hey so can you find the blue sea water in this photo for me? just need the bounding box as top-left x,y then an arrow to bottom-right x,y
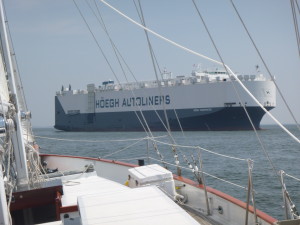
34,124 -> 300,220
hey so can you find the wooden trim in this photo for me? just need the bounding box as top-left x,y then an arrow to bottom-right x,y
59,205 -> 78,213
10,185 -> 63,212
40,154 -> 137,168
55,191 -> 62,220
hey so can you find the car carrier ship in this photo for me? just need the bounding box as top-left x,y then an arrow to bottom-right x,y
54,69 -> 276,131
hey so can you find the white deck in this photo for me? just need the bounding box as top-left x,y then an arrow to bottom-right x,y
60,172 -> 128,207
78,185 -> 200,225
58,171 -> 200,225
36,221 -> 62,225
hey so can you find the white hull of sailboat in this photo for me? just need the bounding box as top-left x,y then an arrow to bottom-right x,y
40,154 -> 276,225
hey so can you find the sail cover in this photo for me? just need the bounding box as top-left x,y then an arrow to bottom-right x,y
0,51 -> 9,113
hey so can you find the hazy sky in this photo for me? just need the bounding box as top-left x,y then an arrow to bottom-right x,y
3,0 -> 300,128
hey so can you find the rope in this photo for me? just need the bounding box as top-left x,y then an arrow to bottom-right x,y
98,0 -> 226,173
228,0 -> 300,196
174,109 -> 185,137
191,0 -> 262,142
148,157 -> 247,190
86,0 -> 151,136
99,0 -> 220,64
88,0 -> 158,137
197,0 -> 277,190
291,0 -> 300,61
34,135 -> 167,143
191,0 -> 270,174
100,138 -> 144,158
73,0 -> 171,171
99,0 -> 300,144
296,0 -> 300,14
230,0 -> 300,131
71,0 -> 121,85
203,171 -> 247,191
62,165 -> 95,186
133,0 -> 163,77
285,173 -> 300,182
110,156 -> 148,162
134,0 -> 172,133
150,106 -> 201,178
148,138 -> 247,161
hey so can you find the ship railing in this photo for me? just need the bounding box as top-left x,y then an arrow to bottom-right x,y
38,133 -> 254,204
36,134 -> 249,191
279,171 -> 300,220
56,73 -> 270,95
99,135 -> 258,223
264,101 -> 275,107
133,137 -> 258,224
35,133 -> 261,223
55,73 -> 270,95
146,156 -> 247,190
56,89 -> 87,96
144,138 -> 258,224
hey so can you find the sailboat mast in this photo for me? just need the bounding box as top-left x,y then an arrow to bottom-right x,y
0,0 -> 29,186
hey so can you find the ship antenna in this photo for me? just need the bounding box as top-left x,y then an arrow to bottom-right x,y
255,65 -> 260,73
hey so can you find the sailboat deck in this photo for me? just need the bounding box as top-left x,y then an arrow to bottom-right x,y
56,172 -> 202,225
184,207 -> 219,225
60,172 -> 128,207
78,185 -> 200,225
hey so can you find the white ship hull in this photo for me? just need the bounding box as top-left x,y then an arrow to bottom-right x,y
55,78 -> 276,131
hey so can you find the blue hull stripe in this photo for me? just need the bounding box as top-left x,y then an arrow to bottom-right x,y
54,97 -> 273,131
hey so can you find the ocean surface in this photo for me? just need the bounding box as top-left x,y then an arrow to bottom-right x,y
34,124 -> 300,220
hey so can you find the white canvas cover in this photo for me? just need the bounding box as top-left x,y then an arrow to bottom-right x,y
128,164 -> 173,185
0,51 -> 9,107
61,172 -> 128,207
78,186 -> 200,225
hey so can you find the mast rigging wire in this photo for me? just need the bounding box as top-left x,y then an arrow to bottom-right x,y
296,0 -> 300,14
101,138 -> 144,158
228,0 -> 300,192
132,0 -> 162,75
149,138 -> 247,161
285,172 -> 300,182
195,0 -> 300,210
133,1 -> 193,175
133,0 -> 188,174
88,0 -> 166,139
72,0 -> 121,85
148,157 -> 247,190
99,0 -> 300,144
88,0 -> 152,136
85,0 -> 191,173
35,135 -> 167,143
191,0 -> 266,152
230,0 -> 300,131
291,0 -> 300,61
75,0 -> 154,138
133,0 -> 172,133
192,0 -> 283,196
